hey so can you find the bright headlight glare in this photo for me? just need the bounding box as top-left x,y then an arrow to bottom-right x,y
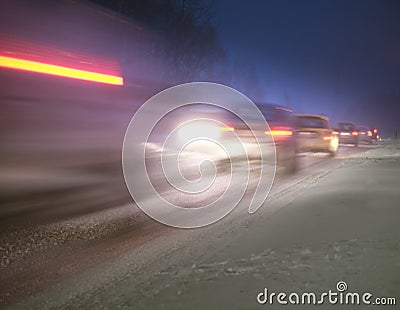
178,121 -> 221,142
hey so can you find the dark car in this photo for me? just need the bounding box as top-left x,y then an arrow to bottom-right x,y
357,126 -> 373,144
370,128 -> 380,142
154,102 -> 297,174
257,103 -> 297,174
337,122 -> 359,146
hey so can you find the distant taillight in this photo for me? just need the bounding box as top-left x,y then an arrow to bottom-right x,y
373,129 -> 378,133
351,131 -> 359,136
367,131 -> 372,136
333,131 -> 339,135
323,136 -> 334,141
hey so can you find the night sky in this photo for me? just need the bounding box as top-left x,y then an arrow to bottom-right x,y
212,0 -> 400,136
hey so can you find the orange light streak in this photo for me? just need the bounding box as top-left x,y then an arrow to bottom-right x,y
265,130 -> 293,136
0,55 -> 123,85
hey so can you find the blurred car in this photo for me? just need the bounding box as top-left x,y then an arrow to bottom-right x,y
154,102 -> 298,174
257,103 -> 297,174
293,114 -> 338,157
337,122 -> 359,146
357,126 -> 373,144
152,104 -> 236,160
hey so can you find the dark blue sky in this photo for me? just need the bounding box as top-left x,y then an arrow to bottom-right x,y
213,0 -> 399,134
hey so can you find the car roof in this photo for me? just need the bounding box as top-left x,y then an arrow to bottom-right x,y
338,122 -> 356,126
294,113 -> 330,121
255,102 -> 293,112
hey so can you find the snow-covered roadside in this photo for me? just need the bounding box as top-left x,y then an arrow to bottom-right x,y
118,145 -> 400,310
7,145 -> 399,310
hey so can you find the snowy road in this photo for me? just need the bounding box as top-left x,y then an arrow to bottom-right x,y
1,143 -> 399,309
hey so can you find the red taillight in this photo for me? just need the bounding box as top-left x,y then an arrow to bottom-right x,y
333,131 -> 339,135
265,130 -> 292,136
265,127 -> 292,141
352,131 -> 359,136
0,36 -> 124,85
373,129 -> 378,133
323,136 -> 333,141
367,131 -> 372,136
0,56 -> 124,85
219,126 -> 234,131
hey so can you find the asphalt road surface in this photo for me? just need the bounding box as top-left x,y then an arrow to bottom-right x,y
1,143 -> 399,309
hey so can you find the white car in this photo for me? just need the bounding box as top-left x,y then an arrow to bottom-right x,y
293,114 -> 339,157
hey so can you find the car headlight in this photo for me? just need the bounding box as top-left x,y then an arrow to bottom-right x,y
178,120 -> 222,142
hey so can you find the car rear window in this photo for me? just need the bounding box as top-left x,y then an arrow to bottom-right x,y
339,123 -> 356,131
294,116 -> 330,129
256,104 -> 292,124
